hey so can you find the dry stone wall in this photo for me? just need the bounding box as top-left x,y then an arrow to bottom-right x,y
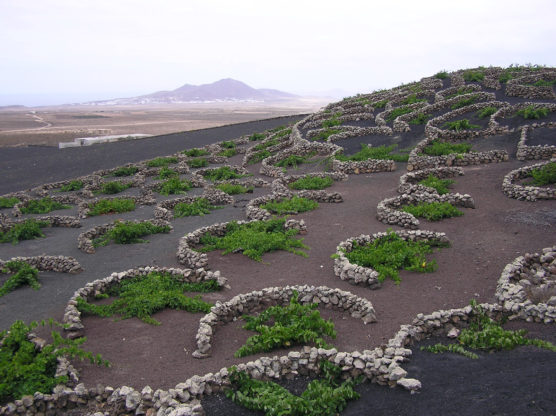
398,167 -> 464,194
502,159 -> 556,201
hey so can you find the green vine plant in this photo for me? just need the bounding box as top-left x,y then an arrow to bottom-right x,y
0,197 -> 21,209
174,198 -> 222,217
417,175 -> 455,195
215,183 -> 253,195
235,291 -> 336,358
57,180 -> 84,192
226,360 -> 361,416
197,218 -> 309,262
92,220 -> 171,247
0,219 -> 49,244
0,319 -> 109,404
76,272 -> 218,325
289,176 -> 333,190
335,143 -> 409,162
401,201 -> 464,221
0,261 -> 40,297
87,198 -> 135,216
20,198 -> 70,214
421,140 -> 472,156
422,300 -> 556,359
111,166 -> 138,177
524,162 -> 556,186
260,196 -> 319,216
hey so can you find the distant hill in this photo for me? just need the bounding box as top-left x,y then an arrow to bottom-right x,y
86,79 -> 298,105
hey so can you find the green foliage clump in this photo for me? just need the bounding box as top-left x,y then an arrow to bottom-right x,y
93,220 -> 170,247
218,148 -> 237,158
254,138 -> 279,151
187,157 -> 209,168
336,143 -> 409,162
220,140 -> 236,149
215,183 -> 253,195
409,113 -> 430,125
249,132 -> 266,141
235,292 -> 336,357
157,177 -> 192,196
422,300 -> 556,359
311,128 -> 341,142
0,261 -> 40,297
435,71 -> 448,80
322,113 -> 342,128
275,155 -> 308,168
402,201 -> 464,221
87,198 -> 135,216
344,230 -> 448,284
0,320 -> 108,404
525,162 -> 556,186
386,106 -> 413,122
158,167 -> 179,179
226,360 -> 361,416
20,198 -> 70,214
111,166 -> 138,177
58,180 -> 84,192
261,196 -> 319,216
248,150 -> 271,164
289,176 -> 333,190
417,175 -> 455,195
76,272 -> 217,325
98,181 -> 131,195
463,70 -> 484,82
372,99 -> 388,109
499,71 -> 513,84
422,140 -> 472,156
198,218 -> 309,262
146,156 -> 178,168
530,79 -> 556,87
0,197 -> 20,209
451,96 -> 477,110
402,94 -> 426,105
446,87 -> 475,98
477,106 -> 498,119
443,119 -> 480,132
274,127 -> 292,138
202,166 -> 246,181
515,105 -> 550,120
0,219 -> 48,244
174,198 -> 220,217
182,148 -> 209,157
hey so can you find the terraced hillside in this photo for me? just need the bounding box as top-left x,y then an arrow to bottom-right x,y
1,66 -> 555,416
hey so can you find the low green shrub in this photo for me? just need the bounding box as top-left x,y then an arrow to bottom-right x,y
0,197 -> 20,209
499,71 -> 513,84
157,177 -> 192,195
417,175 -> 455,195
274,127 -> 292,138
451,96 -> 477,110
217,148 -> 237,158
443,119 -> 480,132
182,148 -> 209,157
249,132 -> 266,141
515,105 -> 550,120
254,138 -> 279,151
463,70 -> 484,82
422,300 -> 556,359
402,201 -> 464,221
111,166 -> 138,177
336,143 -> 409,162
174,198 -> 220,217
435,71 -> 448,80
289,176 -> 333,190
311,128 -> 341,141
322,113 -> 342,128
158,167 -> 179,179
386,106 -> 413,122
187,157 -> 209,168
248,150 -> 271,164
98,181 -> 131,195
215,183 -> 253,195
20,198 -> 70,214
0,261 -> 40,297
0,320 -> 108,404
0,219 -> 48,244
93,220 -> 170,247
422,140 -> 472,156
445,87 -> 474,98
146,156 -> 178,168
235,291 -> 336,357
220,140 -> 236,149
198,218 -> 309,262
402,94 -> 426,105
76,272 -> 217,325
525,162 -> 556,186
530,79 -> 556,87
58,180 -> 84,192
275,155 -> 308,169
202,166 -> 246,181
226,360 -> 361,416
409,113 -> 430,125
87,198 -> 135,216
343,230 -> 448,284
261,196 -> 318,216
477,106 -> 498,119
372,99 -> 388,109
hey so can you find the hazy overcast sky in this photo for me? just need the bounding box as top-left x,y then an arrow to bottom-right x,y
1,0 -> 555,105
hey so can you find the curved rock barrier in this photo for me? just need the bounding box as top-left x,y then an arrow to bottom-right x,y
62,266 -> 227,340
176,218 -> 307,269
495,246 -> 556,323
376,192 -> 475,229
333,230 -> 449,288
192,284 -> 377,358
0,256 -> 82,274
502,159 -> 556,201
77,195 -> 156,218
11,194 -> 81,218
516,123 -> 556,161
398,167 -> 464,194
0,216 -> 81,233
506,70 -> 556,100
154,189 -> 234,221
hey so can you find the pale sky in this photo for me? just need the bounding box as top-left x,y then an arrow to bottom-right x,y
1,0 -> 555,106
